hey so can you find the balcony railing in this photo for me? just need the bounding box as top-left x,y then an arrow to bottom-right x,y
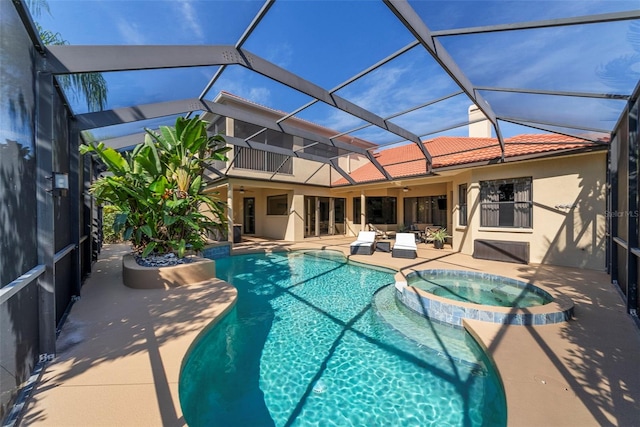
235,148 -> 293,174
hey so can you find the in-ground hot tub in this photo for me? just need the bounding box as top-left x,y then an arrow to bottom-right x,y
395,269 -> 574,327
409,270 -> 553,308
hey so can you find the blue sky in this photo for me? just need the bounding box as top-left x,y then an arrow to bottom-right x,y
33,0 -> 640,144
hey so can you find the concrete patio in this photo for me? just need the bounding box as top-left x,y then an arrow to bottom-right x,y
17,237 -> 640,426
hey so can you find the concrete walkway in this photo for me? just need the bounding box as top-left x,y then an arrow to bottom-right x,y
18,244 -> 237,426
18,238 -> 640,426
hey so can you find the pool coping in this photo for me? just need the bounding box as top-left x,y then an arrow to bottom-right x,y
213,245 -> 639,425
17,244 -> 238,427
17,240 -> 640,427
394,269 -> 575,327
229,244 -> 640,426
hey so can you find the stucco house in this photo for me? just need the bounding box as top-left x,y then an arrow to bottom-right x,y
204,92 -> 608,270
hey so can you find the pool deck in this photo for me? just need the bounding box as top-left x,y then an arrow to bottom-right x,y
17,237 -> 640,426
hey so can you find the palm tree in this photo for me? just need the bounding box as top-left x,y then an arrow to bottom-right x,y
27,0 -> 108,111
597,21 -> 640,93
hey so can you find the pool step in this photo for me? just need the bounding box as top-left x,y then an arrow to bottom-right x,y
372,284 -> 486,371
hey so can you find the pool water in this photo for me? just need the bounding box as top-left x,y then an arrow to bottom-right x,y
408,272 -> 551,307
179,251 -> 506,426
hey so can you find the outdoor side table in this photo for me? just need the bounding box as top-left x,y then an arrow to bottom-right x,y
376,240 -> 392,252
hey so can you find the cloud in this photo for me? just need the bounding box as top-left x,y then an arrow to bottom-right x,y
440,19 -> 637,95
247,87 -> 271,105
219,79 -> 272,106
174,0 -> 204,42
265,43 -> 294,69
311,63 -> 421,133
311,52 -> 466,141
345,65 -> 411,114
115,19 -> 146,45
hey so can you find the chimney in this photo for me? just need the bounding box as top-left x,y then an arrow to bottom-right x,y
468,105 -> 492,138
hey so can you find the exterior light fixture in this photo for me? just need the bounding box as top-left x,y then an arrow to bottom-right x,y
51,172 -> 69,196
239,186 -> 245,194
403,187 -> 409,192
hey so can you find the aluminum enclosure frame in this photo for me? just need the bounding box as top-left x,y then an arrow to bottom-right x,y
18,0 -> 636,188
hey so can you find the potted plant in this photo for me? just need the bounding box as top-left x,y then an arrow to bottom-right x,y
80,116 -> 231,287
430,228 -> 450,249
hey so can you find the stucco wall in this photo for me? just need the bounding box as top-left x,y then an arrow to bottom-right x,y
261,190 -> 290,239
221,150 -> 606,270
452,152 -> 607,270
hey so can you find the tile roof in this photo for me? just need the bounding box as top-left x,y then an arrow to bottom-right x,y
333,134 -> 600,185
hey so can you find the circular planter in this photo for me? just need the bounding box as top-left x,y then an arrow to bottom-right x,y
434,240 -> 444,249
122,254 -> 215,289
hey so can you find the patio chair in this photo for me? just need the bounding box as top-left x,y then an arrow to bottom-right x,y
350,231 -> 377,255
424,226 -> 440,243
409,223 -> 424,243
392,232 -> 417,259
367,223 -> 389,239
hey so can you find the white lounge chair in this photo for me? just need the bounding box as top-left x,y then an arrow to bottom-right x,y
392,232 -> 417,259
350,231 -> 376,255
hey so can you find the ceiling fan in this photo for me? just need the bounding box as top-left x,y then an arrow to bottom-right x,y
235,186 -> 254,194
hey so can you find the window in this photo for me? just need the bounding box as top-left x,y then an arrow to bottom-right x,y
212,116 -> 226,134
459,184 -> 468,226
366,197 -> 397,225
303,138 -> 340,158
209,117 -> 228,171
353,198 -> 361,224
403,196 -> 446,226
480,178 -> 532,228
267,194 -> 288,215
353,197 -> 397,224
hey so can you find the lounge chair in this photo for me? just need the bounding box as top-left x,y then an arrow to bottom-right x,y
392,232 -> 417,259
350,231 -> 376,255
367,223 -> 390,239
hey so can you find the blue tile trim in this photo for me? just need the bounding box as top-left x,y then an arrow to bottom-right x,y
400,269 -> 573,327
201,244 -> 231,260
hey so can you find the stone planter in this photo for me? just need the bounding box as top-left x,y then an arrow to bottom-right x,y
122,254 -> 215,289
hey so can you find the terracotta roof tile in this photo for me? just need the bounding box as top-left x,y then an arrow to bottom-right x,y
333,134 -> 598,185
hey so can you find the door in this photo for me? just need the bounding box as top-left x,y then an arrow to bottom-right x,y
319,197 -> 330,235
243,197 -> 255,234
334,198 -> 346,234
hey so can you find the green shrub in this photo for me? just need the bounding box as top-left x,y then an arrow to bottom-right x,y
81,116 -> 230,258
102,205 -> 124,244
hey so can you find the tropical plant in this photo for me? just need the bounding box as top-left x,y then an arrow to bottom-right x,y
80,115 -> 230,258
430,228 -> 450,243
597,21 -> 640,92
102,204 -> 124,244
429,227 -> 451,249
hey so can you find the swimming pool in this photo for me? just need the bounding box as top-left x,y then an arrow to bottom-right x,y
179,250 -> 506,426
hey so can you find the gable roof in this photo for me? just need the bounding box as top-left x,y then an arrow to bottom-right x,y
333,134 -> 603,185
